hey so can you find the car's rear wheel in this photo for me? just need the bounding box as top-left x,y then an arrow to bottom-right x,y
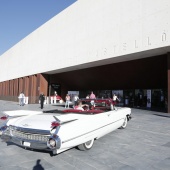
78,139 -> 94,151
120,116 -> 127,129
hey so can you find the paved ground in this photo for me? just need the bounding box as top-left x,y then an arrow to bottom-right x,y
0,100 -> 170,170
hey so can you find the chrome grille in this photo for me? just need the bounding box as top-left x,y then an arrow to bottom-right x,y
10,126 -> 50,142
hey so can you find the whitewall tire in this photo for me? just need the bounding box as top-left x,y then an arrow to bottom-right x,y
78,139 -> 94,151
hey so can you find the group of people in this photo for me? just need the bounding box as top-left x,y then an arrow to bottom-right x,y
64,91 -> 120,110
64,93 -> 79,108
36,91 -> 120,110
65,91 -> 119,111
64,91 -> 96,108
39,91 -> 78,109
18,91 -> 45,109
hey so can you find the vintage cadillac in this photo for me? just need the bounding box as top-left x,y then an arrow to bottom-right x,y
0,99 -> 131,155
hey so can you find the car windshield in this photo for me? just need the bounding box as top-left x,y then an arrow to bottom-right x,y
43,109 -> 105,115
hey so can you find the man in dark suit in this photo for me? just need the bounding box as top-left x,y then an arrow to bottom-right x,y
39,92 -> 45,109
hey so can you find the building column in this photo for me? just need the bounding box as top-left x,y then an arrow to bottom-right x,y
167,53 -> 170,113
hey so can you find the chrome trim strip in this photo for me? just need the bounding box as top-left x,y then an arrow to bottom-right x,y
9,126 -> 50,135
61,119 -> 78,125
8,126 -> 51,142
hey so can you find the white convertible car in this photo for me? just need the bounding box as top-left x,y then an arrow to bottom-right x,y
0,99 -> 131,155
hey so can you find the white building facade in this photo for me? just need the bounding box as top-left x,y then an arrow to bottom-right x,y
0,0 -> 170,112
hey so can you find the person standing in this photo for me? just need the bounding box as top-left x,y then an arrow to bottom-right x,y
39,92 -> 45,109
74,94 -> 79,107
112,94 -> 120,110
53,91 -> 57,103
54,91 -> 57,96
65,94 -> 70,108
18,92 -> 25,106
90,91 -> 96,99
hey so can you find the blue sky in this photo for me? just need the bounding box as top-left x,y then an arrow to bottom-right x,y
0,0 -> 77,56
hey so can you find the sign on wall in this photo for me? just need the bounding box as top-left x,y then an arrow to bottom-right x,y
68,91 -> 79,102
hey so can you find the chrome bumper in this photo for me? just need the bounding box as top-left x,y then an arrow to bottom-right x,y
1,133 -> 52,151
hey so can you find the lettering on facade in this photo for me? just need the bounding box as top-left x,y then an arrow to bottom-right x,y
88,31 -> 167,58
162,32 -> 166,41
96,50 -> 98,57
103,48 -> 107,56
135,40 -> 138,48
113,45 -> 117,53
147,37 -> 151,46
123,43 -> 127,51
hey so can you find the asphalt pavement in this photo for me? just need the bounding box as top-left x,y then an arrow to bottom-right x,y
0,100 -> 170,170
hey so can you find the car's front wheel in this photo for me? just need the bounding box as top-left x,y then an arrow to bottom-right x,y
77,139 -> 94,151
120,116 -> 127,129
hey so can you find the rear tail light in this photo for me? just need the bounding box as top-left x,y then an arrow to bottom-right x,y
49,138 -> 56,147
51,121 -> 60,128
0,126 -> 8,135
47,136 -> 61,149
0,125 -> 7,131
0,116 -> 8,120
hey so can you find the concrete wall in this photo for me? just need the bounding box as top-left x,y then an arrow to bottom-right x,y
0,0 -> 170,82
